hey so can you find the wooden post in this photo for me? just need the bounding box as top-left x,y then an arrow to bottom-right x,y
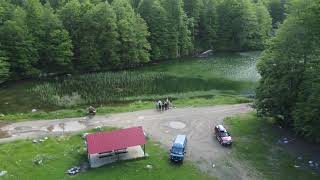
143,144 -> 146,156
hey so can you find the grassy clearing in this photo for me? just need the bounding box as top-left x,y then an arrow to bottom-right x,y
143,53 -> 260,82
224,113 -> 319,180
0,52 -> 258,115
31,52 -> 259,107
0,81 -> 43,113
32,72 -> 168,107
31,72 -> 248,107
0,128 -> 215,180
0,95 -> 251,122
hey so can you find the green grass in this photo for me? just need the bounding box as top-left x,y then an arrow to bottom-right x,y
0,128 -> 215,180
0,81 -> 44,113
0,52 -> 259,115
224,113 -> 319,180
30,52 -> 258,108
0,95 -> 251,122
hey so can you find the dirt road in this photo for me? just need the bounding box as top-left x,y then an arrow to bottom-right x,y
0,104 -> 255,180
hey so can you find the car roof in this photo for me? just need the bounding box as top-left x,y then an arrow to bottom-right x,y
174,135 -> 186,145
217,125 -> 227,132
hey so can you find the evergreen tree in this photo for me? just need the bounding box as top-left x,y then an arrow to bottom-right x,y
0,0 -> 14,24
0,0 -> 277,83
130,0 -> 142,9
80,2 -> 119,70
138,0 -> 169,60
112,0 -> 150,67
38,3 -> 73,73
161,0 -> 191,57
0,7 -> 39,77
59,0 -> 88,70
254,0 -> 272,49
0,49 -> 9,83
216,0 -> 260,51
40,0 -> 68,9
183,0 -> 203,53
197,0 -> 217,51
23,0 -> 42,49
268,0 -> 287,28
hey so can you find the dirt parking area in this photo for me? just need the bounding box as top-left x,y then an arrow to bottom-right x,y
0,104 -> 255,180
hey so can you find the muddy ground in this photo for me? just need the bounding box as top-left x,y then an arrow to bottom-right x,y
0,104 -> 256,180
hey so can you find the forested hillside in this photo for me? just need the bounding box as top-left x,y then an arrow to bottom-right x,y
0,0 -> 283,83
256,0 -> 320,142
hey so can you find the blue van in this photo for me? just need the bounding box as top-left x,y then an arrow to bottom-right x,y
169,135 -> 187,162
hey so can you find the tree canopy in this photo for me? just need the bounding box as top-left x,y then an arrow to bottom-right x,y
0,0 -> 273,81
255,0 -> 320,142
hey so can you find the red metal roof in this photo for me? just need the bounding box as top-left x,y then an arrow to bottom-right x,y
86,126 -> 146,154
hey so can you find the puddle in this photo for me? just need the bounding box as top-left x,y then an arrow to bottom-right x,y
49,121 -> 86,132
59,123 -> 65,130
47,125 -> 54,132
64,121 -> 86,131
14,126 -> 33,131
0,121 -> 8,127
0,130 -> 10,138
169,121 -> 186,129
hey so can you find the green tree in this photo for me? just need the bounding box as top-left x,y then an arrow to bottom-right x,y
0,49 -> 9,83
161,0 -> 191,57
80,2 -> 119,70
256,0 -> 320,141
112,0 -> 150,67
130,0 -> 141,9
0,7 -> 39,77
0,0 -> 14,24
268,0 -> 287,27
138,0 -> 169,60
59,0 -> 92,70
216,0 -> 260,51
197,0 -> 217,51
183,0 -> 203,53
253,0 -> 272,49
38,3 -> 73,73
23,0 -> 42,48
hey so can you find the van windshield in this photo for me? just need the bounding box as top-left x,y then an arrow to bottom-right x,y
171,147 -> 183,154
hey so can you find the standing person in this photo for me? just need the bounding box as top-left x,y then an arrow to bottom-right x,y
165,98 -> 170,110
157,100 -> 163,111
164,101 -> 168,110
155,101 -> 159,110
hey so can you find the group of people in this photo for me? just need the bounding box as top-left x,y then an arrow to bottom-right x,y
87,98 -> 172,116
156,98 -> 171,111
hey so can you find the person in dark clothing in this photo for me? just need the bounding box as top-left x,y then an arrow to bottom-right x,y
163,101 -> 167,110
88,106 -> 96,115
157,100 -> 163,111
165,98 -> 170,110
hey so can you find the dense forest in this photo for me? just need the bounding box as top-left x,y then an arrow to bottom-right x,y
0,0 -> 286,82
256,0 -> 320,142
